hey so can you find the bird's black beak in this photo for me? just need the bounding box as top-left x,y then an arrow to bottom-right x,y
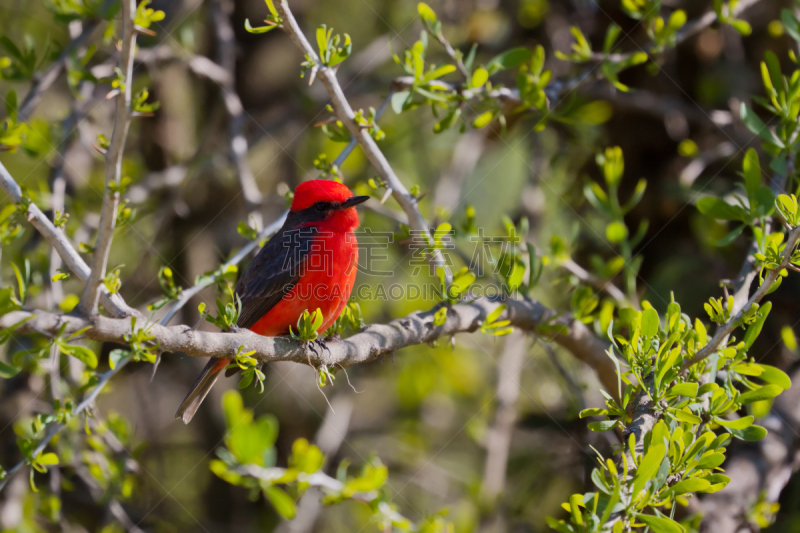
340,195 -> 370,208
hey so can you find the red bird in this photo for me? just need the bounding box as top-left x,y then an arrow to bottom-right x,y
176,180 -> 369,423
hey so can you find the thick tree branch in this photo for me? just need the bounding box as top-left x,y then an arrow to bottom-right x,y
0,296 -> 615,390
0,161 -> 132,317
79,0 -> 137,316
275,0 -> 452,285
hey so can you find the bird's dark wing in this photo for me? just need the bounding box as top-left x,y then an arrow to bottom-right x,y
235,222 -> 318,330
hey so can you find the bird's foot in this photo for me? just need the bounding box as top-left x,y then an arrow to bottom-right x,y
313,336 -> 333,357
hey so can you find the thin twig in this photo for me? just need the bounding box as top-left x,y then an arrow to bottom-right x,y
79,0 -> 137,316
275,0 -> 453,286
17,16 -> 104,123
0,161 -> 133,317
561,259 -> 628,305
682,226 -> 800,371
209,0 -> 264,219
481,331 -> 526,501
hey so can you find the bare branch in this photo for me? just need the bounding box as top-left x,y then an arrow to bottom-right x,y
0,161 -> 133,317
561,259 -> 628,305
481,331 -> 527,504
135,45 -> 230,85
79,0 -> 137,316
209,0 -> 264,217
0,287 -> 615,492
1,295 -> 615,390
426,26 -> 469,80
682,225 -> 800,370
728,149 -> 796,315
274,0 -> 452,285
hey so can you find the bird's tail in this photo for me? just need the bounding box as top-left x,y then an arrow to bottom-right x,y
175,358 -> 228,424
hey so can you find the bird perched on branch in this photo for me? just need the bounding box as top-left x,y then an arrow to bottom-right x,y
176,180 -> 369,423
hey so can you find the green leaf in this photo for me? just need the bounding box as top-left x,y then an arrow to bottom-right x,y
486,47 -> 533,74
108,349 -> 130,370
668,478 -> 711,496
729,424 -> 768,441
742,148 -> 761,200
667,382 -> 698,397
263,486 -> 296,519
433,107 -> 460,133
605,221 -> 628,243
641,307 -> 660,338
316,26 -> 328,56
391,90 -> 411,114
587,420 -> 618,432
696,452 -> 725,470
36,453 -> 59,466
716,225 -> 745,246
696,197 -> 747,221
228,415 -> 279,465
781,9 -> 800,42
486,304 -> 507,324
0,359 -> 20,378
670,408 -> 702,425
634,513 -> 686,533
423,64 -> 456,82
714,415 -> 754,430
61,344 -> 97,369
472,111 -> 493,129
470,67 -> 488,88
740,103 -> 783,147
755,185 -> 776,217
731,362 -> 763,376
417,2 -> 437,25
222,390 -> 250,428
739,384 -> 783,404
244,19 -> 277,34
743,301 -> 771,350
730,19 -> 752,36
632,443 -> 665,497
758,364 -> 792,389
579,408 -> 610,418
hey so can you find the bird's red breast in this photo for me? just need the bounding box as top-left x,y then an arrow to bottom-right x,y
249,228 -> 359,336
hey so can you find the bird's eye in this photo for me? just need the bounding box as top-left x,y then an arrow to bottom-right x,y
314,201 -> 328,211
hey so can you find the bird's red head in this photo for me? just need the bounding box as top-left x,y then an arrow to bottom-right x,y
291,180 -> 354,211
290,180 -> 369,232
